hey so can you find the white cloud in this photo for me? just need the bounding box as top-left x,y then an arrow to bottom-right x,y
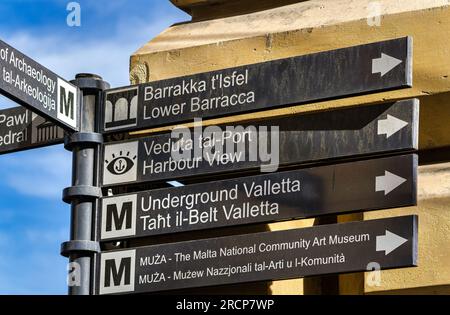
0,9 -> 184,110
0,10 -> 184,198
3,14 -> 182,88
0,146 -> 71,199
24,227 -> 67,244
0,2 -> 189,294
0,239 -> 68,294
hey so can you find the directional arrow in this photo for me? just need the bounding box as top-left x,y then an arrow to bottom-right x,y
376,230 -> 408,255
375,171 -> 407,195
372,53 -> 403,77
377,114 -> 409,138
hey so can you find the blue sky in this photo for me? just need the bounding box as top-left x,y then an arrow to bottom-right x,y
0,0 -> 189,294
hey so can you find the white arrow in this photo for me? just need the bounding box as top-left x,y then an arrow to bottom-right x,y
376,230 -> 408,255
372,53 -> 402,77
375,171 -> 406,195
377,115 -> 408,138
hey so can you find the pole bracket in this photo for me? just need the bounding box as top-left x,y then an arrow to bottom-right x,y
62,185 -> 103,204
64,132 -> 104,151
61,240 -> 101,258
70,73 -> 111,95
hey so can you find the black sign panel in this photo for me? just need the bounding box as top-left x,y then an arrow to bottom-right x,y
97,215 -> 418,294
0,40 -> 79,131
0,106 -> 64,155
101,99 -> 419,187
100,154 -> 417,241
101,37 -> 412,133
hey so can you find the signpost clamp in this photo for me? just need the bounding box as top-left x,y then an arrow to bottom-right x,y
64,132 -> 104,151
62,185 -> 102,203
60,240 -> 101,258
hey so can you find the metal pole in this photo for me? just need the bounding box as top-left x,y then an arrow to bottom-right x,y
61,74 -> 110,295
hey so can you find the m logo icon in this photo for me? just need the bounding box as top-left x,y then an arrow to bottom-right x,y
57,78 -> 78,129
99,250 -> 136,295
101,194 -> 137,240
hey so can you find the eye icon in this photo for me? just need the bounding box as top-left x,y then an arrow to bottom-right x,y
105,151 -> 137,176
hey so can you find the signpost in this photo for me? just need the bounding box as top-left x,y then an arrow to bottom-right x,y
101,37 -> 412,133
0,23 -> 420,297
101,99 -> 419,187
99,154 -> 417,241
97,215 -> 418,295
0,40 -> 80,132
0,106 -> 64,155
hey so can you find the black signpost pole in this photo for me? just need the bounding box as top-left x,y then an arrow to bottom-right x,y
60,74 -> 109,295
